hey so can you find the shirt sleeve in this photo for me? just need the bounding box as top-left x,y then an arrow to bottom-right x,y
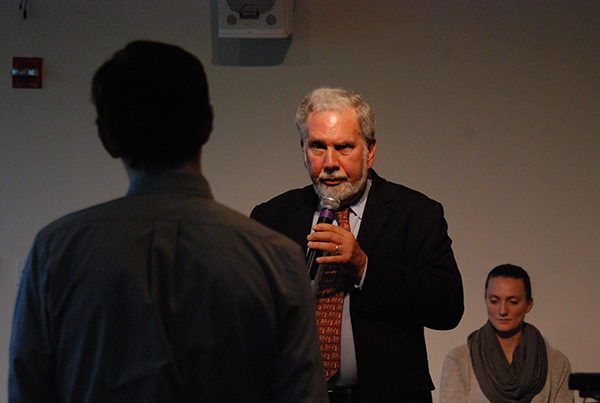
267,244 -> 329,402
439,346 -> 469,403
549,349 -> 575,403
9,240 -> 58,403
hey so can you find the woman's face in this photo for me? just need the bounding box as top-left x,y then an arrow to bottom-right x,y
485,276 -> 533,337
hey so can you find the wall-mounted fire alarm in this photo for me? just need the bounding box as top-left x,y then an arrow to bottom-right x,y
12,57 -> 43,89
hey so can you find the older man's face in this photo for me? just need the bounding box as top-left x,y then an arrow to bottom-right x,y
302,108 -> 376,205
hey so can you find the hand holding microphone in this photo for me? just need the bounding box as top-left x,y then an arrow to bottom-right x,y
306,196 -> 340,280
306,196 -> 368,282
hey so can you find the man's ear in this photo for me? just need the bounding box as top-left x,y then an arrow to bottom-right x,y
300,139 -> 309,169
367,136 -> 377,169
98,124 -> 121,159
203,105 -> 214,144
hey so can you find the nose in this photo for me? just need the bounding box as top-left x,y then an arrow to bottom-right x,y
324,147 -> 340,172
499,302 -> 509,316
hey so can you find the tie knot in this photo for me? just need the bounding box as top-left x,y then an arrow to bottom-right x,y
336,208 -> 351,232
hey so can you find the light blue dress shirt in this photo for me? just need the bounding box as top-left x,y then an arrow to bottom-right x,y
311,179 -> 372,387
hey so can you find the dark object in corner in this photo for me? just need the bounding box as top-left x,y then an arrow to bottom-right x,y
569,373 -> 600,400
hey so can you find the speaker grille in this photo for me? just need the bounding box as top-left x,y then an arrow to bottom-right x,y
218,0 -> 292,38
226,0 -> 276,13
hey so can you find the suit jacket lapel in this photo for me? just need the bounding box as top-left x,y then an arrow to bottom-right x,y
289,186 -> 319,253
357,170 -> 393,256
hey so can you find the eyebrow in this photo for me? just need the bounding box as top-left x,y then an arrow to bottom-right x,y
487,294 -> 521,299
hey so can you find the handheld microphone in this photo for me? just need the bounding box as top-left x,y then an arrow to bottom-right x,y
306,195 -> 341,280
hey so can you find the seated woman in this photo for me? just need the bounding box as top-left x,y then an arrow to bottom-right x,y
440,264 -> 573,402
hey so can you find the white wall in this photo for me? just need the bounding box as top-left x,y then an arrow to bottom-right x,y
1,1 -> 598,401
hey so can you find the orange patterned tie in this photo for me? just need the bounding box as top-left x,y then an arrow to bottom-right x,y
315,208 -> 350,380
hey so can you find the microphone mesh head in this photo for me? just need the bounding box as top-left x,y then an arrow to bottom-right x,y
320,196 -> 340,211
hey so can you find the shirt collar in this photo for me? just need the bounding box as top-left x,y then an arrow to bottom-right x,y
126,170 -> 213,199
347,178 -> 371,221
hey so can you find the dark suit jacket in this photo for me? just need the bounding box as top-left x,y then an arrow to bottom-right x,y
251,169 -> 464,401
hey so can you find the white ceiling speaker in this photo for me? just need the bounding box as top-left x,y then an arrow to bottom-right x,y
217,0 -> 293,38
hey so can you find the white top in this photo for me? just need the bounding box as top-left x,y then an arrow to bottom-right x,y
439,343 -> 574,403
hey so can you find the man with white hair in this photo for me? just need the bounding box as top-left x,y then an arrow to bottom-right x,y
251,87 -> 464,402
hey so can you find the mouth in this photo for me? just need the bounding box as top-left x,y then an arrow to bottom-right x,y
320,177 -> 347,186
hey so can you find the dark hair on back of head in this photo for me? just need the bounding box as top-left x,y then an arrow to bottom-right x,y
485,263 -> 532,301
91,40 -> 211,172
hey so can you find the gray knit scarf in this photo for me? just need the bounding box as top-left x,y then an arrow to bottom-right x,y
468,321 -> 548,403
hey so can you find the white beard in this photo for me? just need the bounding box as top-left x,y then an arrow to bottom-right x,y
312,153 -> 369,206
